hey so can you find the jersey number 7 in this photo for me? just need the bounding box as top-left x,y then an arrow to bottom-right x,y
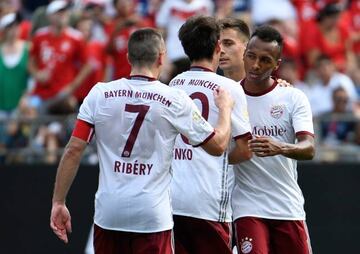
122,104 -> 150,157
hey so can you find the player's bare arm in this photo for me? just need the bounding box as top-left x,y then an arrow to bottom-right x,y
50,136 -> 87,243
201,88 -> 234,156
228,135 -> 253,164
249,134 -> 315,160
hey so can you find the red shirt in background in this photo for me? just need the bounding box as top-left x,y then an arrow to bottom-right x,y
303,20 -> 350,71
74,41 -> 107,102
107,19 -> 153,80
30,27 -> 86,99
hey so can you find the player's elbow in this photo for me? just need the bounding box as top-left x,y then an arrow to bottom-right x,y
201,142 -> 226,156
304,147 -> 315,160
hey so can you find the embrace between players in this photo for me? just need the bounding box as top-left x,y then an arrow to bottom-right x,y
50,15 -> 315,254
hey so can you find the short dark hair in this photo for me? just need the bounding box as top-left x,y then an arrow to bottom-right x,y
218,17 -> 250,41
251,25 -> 283,57
315,54 -> 332,65
178,15 -> 220,61
128,28 -> 164,67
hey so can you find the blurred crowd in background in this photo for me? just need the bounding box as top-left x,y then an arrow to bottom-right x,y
0,0 -> 360,164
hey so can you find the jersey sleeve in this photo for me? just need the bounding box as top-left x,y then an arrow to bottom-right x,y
230,84 -> 252,139
77,84 -> 100,125
169,90 -> 215,146
292,89 -> 314,136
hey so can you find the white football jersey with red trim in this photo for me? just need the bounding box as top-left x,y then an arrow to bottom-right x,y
232,81 -> 314,221
77,77 -> 214,232
169,69 -> 251,222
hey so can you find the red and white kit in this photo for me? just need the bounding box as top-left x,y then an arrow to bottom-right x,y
233,80 -> 314,254
170,68 -> 251,223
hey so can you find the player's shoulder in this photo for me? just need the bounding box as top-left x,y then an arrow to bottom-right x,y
277,84 -> 308,102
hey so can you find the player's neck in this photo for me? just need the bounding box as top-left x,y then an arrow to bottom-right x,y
190,59 -> 216,72
223,69 -> 245,82
130,67 -> 158,80
243,76 -> 274,94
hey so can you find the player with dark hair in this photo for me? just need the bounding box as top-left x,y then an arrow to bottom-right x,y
230,25 -> 315,254
170,15 -> 252,254
50,28 -> 235,254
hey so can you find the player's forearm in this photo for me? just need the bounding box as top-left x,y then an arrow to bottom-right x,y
213,108 -> 232,152
52,137 -> 86,204
279,139 -> 315,160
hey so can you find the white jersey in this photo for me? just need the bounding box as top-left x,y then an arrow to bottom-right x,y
232,81 -> 314,221
78,76 -> 215,233
156,0 -> 213,61
170,69 -> 251,222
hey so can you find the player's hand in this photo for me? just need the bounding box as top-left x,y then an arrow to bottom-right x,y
214,87 -> 234,110
50,202 -> 72,244
248,135 -> 282,157
35,69 -> 51,83
277,78 -> 293,87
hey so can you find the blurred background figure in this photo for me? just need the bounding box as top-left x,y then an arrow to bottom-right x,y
319,86 -> 358,147
156,0 -> 214,83
106,0 -> 153,80
307,54 -> 358,118
0,12 -> 29,117
28,0 -> 92,115
301,3 -> 355,76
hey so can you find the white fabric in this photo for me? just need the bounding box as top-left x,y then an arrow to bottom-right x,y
232,84 -> 314,221
0,13 -> 16,29
251,0 -> 297,24
156,0 -> 214,61
170,70 -> 251,222
307,72 -> 358,117
78,78 -> 214,232
46,0 -> 68,14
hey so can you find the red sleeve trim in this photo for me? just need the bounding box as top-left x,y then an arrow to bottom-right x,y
72,119 -> 95,143
193,131 -> 216,147
233,132 -> 252,141
296,131 -> 315,137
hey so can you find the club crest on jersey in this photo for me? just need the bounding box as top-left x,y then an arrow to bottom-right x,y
270,105 -> 284,119
240,237 -> 253,254
61,41 -> 70,52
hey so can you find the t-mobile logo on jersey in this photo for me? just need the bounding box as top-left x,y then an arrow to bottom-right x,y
252,125 -> 286,137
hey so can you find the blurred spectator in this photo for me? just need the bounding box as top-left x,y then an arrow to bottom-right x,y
155,0 -> 214,82
251,0 -> 297,26
277,58 -> 311,96
319,86 -> 357,146
28,0 -> 92,115
0,0 -> 31,40
307,54 -> 358,117
106,0 -> 153,80
81,0 -> 111,43
0,12 -> 29,115
302,3 -> 355,74
73,15 -> 107,105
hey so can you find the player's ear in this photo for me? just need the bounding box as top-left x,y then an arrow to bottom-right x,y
126,53 -> 130,65
274,58 -> 282,71
215,40 -> 221,54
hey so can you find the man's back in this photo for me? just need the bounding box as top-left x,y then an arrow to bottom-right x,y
170,68 -> 250,222
78,76 -> 214,232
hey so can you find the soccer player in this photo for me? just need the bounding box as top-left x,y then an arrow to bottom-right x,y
169,16 -> 252,254
50,28 -> 234,254
229,25 -> 315,254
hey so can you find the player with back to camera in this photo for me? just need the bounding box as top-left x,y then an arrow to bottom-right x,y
169,15 -> 252,254
50,27 -> 235,254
